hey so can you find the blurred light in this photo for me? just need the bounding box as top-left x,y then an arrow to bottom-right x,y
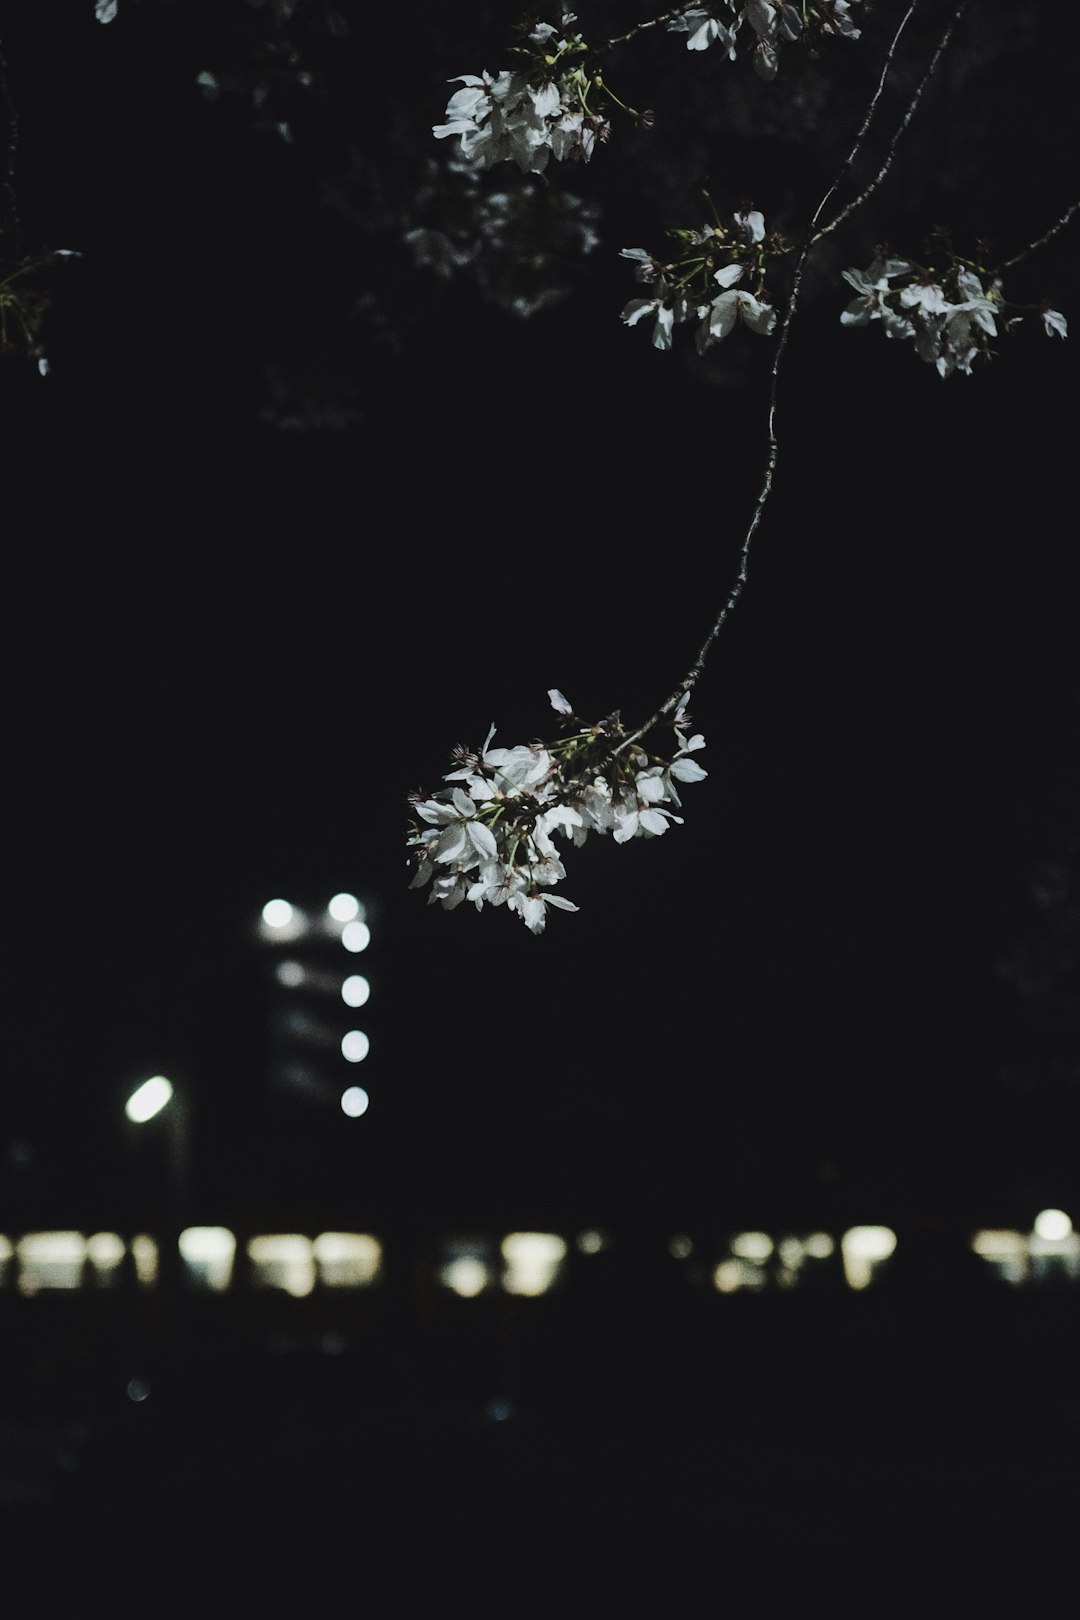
259,899 -> 308,943
501,1232 -> 567,1296
730,1231 -> 773,1262
841,1225 -> 897,1290
341,974 -> 370,1008
248,1234 -> 315,1297
971,1228 -> 1028,1285
668,1234 -> 694,1260
777,1237 -> 805,1270
125,1075 -> 174,1124
131,1235 -> 159,1286
341,1030 -> 370,1063
441,1256 -> 489,1297
1033,1208 -> 1073,1242
86,1232 -> 125,1277
179,1227 -> 237,1292
803,1232 -> 835,1260
341,1086 -> 370,1118
713,1258 -> 745,1293
712,1257 -> 766,1293
486,1398 -> 514,1423
17,1231 -> 86,1292
276,960 -> 306,988
312,1232 -> 381,1287
328,893 -> 362,923
126,1378 -> 151,1403
341,920 -> 371,953
575,1229 -> 607,1255
262,899 -> 295,929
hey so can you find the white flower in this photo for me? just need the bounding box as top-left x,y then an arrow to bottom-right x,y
840,258 -> 917,335
548,688 -> 574,715
507,890 -> 580,934
414,786 -> 499,866
696,287 -> 776,351
1042,308 -> 1068,339
735,209 -> 766,245
621,293 -> 676,350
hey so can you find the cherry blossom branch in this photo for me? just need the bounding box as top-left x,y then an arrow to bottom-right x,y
610,0 -> 955,760
596,4 -> 702,53
810,0 -> 967,247
996,201 -> 1080,274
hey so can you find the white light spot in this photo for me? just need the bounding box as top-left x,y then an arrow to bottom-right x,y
262,899 -> 295,930
575,1229 -> 607,1255
501,1232 -> 567,1296
328,893 -> 362,922
127,1378 -> 151,1403
731,1231 -> 773,1262
442,1256 -> 489,1297
178,1226 -> 237,1292
341,921 -> 371,953
276,960 -> 305,988
341,1086 -> 370,1118
341,1030 -> 369,1063
341,974 -> 370,1008
1033,1208 -> 1072,1242
125,1075 -> 174,1124
840,1225 -> 897,1289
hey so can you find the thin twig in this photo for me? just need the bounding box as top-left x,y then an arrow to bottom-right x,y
996,201 -> 1080,274
811,0 -> 969,246
609,0 -> 952,761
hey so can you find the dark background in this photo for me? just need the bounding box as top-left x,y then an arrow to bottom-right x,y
1,1 -> 1077,1590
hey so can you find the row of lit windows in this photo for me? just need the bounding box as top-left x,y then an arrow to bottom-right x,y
260,891 -> 372,1118
1,1215 -> 1076,1299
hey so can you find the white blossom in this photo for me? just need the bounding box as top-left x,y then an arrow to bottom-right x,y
697,286 -> 777,351
407,690 -> 709,933
1042,308 -> 1068,339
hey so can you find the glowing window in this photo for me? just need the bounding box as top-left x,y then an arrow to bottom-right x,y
17,1231 -> 86,1292
312,1232 -> 382,1288
179,1227 -> 237,1292
840,1226 -> 897,1290
501,1232 -> 567,1296
248,1234 -> 315,1297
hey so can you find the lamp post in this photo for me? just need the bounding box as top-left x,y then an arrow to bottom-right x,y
124,1074 -> 192,1383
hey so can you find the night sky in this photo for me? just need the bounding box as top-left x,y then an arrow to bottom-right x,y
3,0 -> 1077,1239
3,4 -> 1080,1591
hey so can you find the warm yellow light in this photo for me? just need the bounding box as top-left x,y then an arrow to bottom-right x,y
501,1232 -> 567,1296
442,1256 -> 489,1297
841,1225 -> 897,1289
313,1232 -> 381,1287
248,1234 -> 315,1297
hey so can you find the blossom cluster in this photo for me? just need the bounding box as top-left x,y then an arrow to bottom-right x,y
840,256 -> 1068,377
432,14 -> 610,175
406,690 -> 708,934
620,209 -> 779,351
667,1 -> 860,80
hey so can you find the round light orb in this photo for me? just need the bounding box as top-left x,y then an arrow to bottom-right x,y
262,899 -> 295,930
341,1029 -> 370,1063
341,1086 -> 370,1118
341,974 -> 370,1008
